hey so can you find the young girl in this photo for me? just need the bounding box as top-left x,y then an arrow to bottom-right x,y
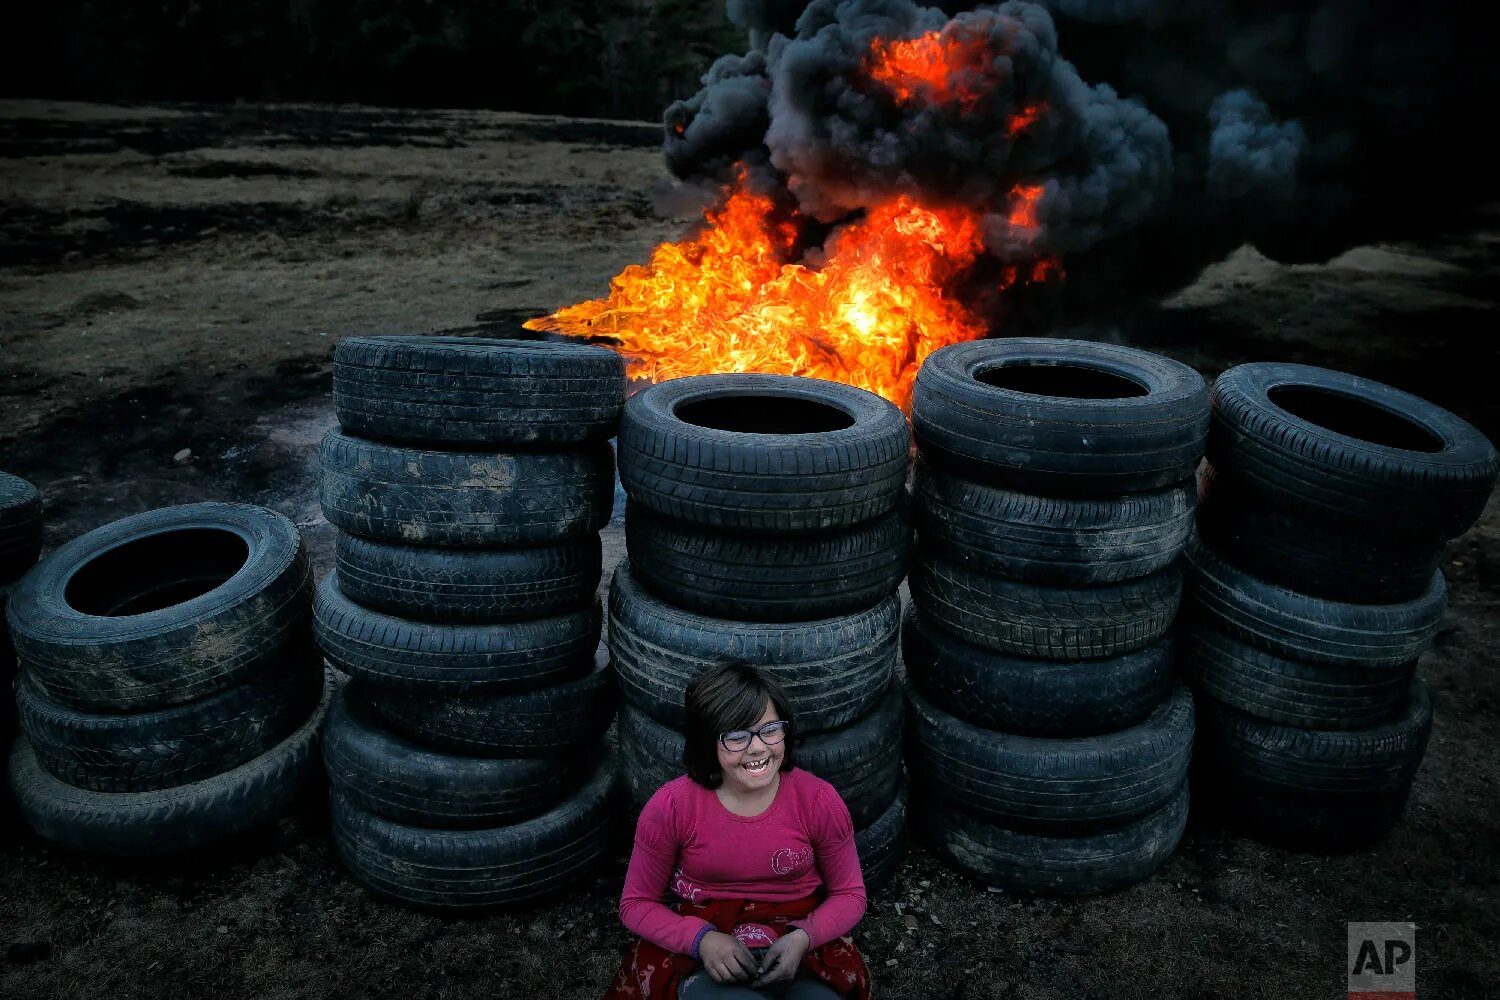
605,663 -> 872,1000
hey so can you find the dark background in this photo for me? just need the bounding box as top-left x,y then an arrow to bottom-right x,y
1,0 -> 741,120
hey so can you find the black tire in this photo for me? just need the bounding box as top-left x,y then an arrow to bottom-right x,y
1197,482 -> 1443,605
323,682 -> 591,829
330,753 -> 618,910
1183,533 -> 1446,668
0,471 -> 43,584
332,336 -> 625,446
1207,362 -> 1497,541
608,561 -> 898,735
334,533 -> 601,625
912,339 -> 1209,497
313,572 -> 599,693
1,580 -> 15,681
318,429 -> 613,548
618,374 -> 909,532
9,672 -> 330,857
1193,681 -> 1432,849
907,687 -> 1194,834
15,652 -> 323,792
625,500 -> 909,622
617,703 -> 686,811
802,685 -> 904,829
7,503 -> 312,712
903,607 -> 1173,738
915,781 -> 1188,895
857,779 -> 908,896
1180,620 -> 1415,729
910,545 -> 1181,660
618,686 -> 904,828
914,459 -> 1194,585
1,582 -> 15,753
367,649 -> 615,757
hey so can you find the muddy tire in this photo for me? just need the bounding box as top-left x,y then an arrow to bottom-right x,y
323,682 -> 591,828
915,781 -> 1188,895
329,753 -> 618,910
910,545 -> 1181,660
857,779 -> 908,896
6,502 -> 312,712
608,561 -> 898,734
907,688 -> 1193,833
367,650 -> 615,757
618,686 -> 904,828
313,572 -> 599,693
1184,534 -> 1445,668
618,374 -> 909,532
9,673 -> 330,857
1180,620 -> 1415,729
912,339 -> 1209,497
914,459 -> 1193,585
0,471 -> 43,584
15,654 -> 323,792
1207,362 -> 1497,542
318,429 -> 613,548
334,533 -> 601,625
902,607 -> 1173,738
332,336 -> 625,446
625,500 -> 909,622
1193,681 -> 1432,849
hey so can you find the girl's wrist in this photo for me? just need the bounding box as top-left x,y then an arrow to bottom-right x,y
690,923 -> 714,960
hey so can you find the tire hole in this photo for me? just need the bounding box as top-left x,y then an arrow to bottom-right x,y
674,395 -> 855,434
65,528 -> 251,616
1267,386 -> 1443,452
974,362 -> 1149,399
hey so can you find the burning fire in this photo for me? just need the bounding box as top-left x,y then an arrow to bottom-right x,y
525,28 -> 1060,409
865,27 -> 997,113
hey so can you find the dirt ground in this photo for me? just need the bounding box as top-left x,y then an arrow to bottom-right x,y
0,99 -> 1497,1000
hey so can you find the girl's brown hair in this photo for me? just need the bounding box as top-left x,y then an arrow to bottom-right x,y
681,662 -> 798,788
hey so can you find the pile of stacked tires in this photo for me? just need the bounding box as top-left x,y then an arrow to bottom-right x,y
905,339 -> 1209,894
1188,362 -> 1497,848
609,374 -> 911,892
7,502 -> 328,856
1,472 -> 44,767
314,336 -> 624,909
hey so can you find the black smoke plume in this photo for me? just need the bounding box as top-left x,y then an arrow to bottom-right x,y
662,0 -> 1490,317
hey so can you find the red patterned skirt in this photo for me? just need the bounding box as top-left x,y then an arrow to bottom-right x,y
603,894 -> 871,1000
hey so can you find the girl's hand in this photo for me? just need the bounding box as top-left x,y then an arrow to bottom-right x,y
751,928 -> 810,987
699,930 -> 757,983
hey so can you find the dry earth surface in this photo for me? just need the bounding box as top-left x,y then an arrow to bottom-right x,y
0,99 -> 1497,1000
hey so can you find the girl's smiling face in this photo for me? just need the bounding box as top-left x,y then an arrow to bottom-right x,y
715,699 -> 785,796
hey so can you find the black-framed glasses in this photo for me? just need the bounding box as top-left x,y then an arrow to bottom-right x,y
719,721 -> 790,753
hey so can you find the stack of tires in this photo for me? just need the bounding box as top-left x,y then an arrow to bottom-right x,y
905,339 -> 1209,895
7,503 -> 329,856
610,374 -> 911,893
1188,362 -> 1497,849
314,336 -> 624,909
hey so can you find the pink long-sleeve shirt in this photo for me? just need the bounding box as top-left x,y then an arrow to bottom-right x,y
619,767 -> 867,955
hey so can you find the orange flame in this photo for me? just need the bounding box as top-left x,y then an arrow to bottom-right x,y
525,179 -> 1056,408
866,28 -> 996,112
524,31 -> 1062,409
1006,103 -> 1045,135
1008,184 -> 1045,229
